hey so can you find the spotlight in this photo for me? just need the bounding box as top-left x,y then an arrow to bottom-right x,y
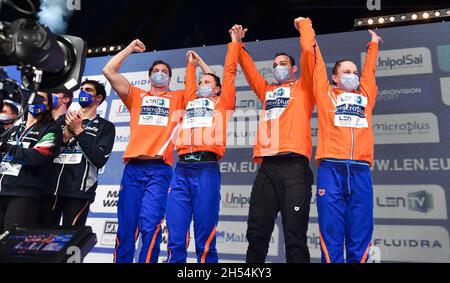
109,46 -> 115,51
354,8 -> 450,30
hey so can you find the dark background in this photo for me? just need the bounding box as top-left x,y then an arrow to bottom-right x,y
2,0 -> 450,53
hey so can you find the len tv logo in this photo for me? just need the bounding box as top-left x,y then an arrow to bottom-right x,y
407,191 -> 433,213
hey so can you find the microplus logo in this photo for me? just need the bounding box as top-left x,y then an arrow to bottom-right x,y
361,47 -> 432,77
372,113 -> 439,145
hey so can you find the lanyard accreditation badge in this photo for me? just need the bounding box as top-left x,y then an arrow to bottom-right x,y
182,98 -> 215,129
138,96 -> 170,126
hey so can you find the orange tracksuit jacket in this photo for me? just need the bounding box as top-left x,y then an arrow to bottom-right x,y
176,42 -> 239,159
121,62 -> 197,165
305,25 -> 379,165
238,18 -> 316,163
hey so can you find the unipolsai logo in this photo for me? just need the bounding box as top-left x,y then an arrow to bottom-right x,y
362,48 -> 432,77
407,191 -> 434,213
222,192 -> 250,208
117,104 -> 130,115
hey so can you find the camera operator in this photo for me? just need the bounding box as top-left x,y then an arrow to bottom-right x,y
0,92 -> 62,233
39,80 -> 115,227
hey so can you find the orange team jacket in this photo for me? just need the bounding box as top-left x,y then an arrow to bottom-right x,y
306,23 -> 379,165
238,18 -> 315,163
121,62 -> 197,165
176,42 -> 239,159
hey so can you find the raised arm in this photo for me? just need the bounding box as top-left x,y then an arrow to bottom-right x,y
102,39 -> 145,101
188,50 -> 215,75
234,25 -> 269,102
182,51 -> 198,109
360,30 -> 381,109
296,17 -> 329,101
295,17 -> 316,95
219,26 -> 241,110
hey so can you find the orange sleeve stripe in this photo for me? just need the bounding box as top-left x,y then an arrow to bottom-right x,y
71,200 -> 90,226
319,232 -> 331,263
200,226 -> 217,263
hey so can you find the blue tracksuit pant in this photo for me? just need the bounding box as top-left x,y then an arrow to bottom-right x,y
114,159 -> 172,263
316,159 -> 373,263
165,161 -> 221,263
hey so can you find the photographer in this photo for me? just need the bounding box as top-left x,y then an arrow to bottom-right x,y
0,92 -> 62,233
39,80 -> 115,227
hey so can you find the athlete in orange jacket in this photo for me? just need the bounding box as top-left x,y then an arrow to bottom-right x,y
306,22 -> 382,262
235,18 -> 315,263
103,39 -> 196,263
166,30 -> 240,263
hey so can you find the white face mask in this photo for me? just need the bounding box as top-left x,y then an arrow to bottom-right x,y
197,85 -> 214,98
340,73 -> 360,91
274,65 -> 290,84
150,71 -> 170,87
0,113 -> 15,124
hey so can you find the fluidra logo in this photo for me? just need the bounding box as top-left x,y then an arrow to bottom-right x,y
373,238 -> 443,248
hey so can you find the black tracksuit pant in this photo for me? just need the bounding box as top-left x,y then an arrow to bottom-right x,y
246,154 -> 313,263
0,196 -> 40,233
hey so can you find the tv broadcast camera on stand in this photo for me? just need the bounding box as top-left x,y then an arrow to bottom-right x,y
0,0 -> 96,262
0,0 -> 86,137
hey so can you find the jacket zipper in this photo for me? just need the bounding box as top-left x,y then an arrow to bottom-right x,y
350,127 -> 354,160
54,164 -> 65,196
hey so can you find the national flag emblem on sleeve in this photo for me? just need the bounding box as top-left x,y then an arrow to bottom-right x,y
33,133 -> 56,156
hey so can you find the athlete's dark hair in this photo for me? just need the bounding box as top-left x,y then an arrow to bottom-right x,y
148,60 -> 173,78
203,73 -> 222,88
81,79 -> 107,104
331,59 -> 353,85
61,90 -> 74,107
274,52 -> 296,67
